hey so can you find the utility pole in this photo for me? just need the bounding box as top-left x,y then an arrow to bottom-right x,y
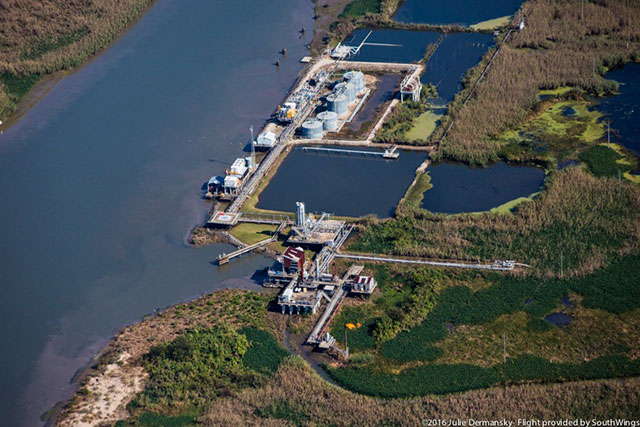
249,125 -> 255,170
344,327 -> 349,362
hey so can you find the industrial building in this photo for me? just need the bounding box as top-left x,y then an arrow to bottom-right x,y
266,246 -> 308,286
206,156 -> 255,200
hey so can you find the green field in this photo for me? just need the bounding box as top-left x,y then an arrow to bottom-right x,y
325,254 -> 640,397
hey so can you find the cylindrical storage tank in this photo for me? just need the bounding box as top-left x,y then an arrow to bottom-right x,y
335,82 -> 356,104
301,119 -> 324,139
327,93 -> 348,116
317,111 -> 338,131
344,71 -> 365,94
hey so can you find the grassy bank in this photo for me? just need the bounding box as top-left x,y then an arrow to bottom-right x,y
350,167 -> 640,276
0,0 -> 154,124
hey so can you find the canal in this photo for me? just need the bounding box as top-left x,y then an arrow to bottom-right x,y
0,0 -> 313,424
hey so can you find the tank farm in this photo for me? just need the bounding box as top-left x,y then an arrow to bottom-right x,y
202,27 -> 527,356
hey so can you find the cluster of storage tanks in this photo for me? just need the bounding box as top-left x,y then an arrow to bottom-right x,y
300,70 -> 366,139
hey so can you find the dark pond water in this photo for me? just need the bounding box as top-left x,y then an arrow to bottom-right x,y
421,32 -> 495,104
394,0 -> 522,26
562,106 -> 577,116
346,29 -> 440,63
344,74 -> 399,134
561,296 -> 575,308
599,63 -> 640,159
421,162 -> 545,214
0,0 -> 314,424
545,312 -> 572,327
257,146 -> 426,217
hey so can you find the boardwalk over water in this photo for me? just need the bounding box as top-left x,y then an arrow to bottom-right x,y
300,145 -> 399,159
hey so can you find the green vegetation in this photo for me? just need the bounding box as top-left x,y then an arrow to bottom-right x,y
133,325 -> 251,411
239,327 -> 289,374
331,306 -> 377,350
21,27 -> 90,61
579,144 -> 633,179
405,110 -> 443,142
126,324 -> 288,420
0,73 -> 42,100
470,15 -> 512,30
488,192 -> 539,214
351,167 -> 640,275
340,0 -> 382,18
498,99 -> 605,164
433,0 -> 640,165
115,412 -> 196,427
328,355 -> 640,397
229,223 -> 278,245
324,253 -> 640,397
255,399 -> 310,426
398,170 -> 432,210
0,0 -> 153,121
375,84 -> 439,144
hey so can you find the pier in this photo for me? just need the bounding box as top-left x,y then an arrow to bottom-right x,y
217,221 -> 287,265
299,145 -> 399,159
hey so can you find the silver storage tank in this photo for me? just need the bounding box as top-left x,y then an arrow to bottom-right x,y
335,82 -> 356,104
327,93 -> 348,116
317,110 -> 338,131
301,119 -> 324,139
344,71 -> 365,94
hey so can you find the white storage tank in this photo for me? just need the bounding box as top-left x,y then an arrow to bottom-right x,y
317,110 -> 338,131
344,70 -> 365,94
301,119 -> 324,139
335,82 -> 356,104
327,93 -> 348,116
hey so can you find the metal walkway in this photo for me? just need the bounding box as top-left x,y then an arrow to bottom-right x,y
334,253 -> 521,271
217,221 -> 287,265
300,146 -> 399,159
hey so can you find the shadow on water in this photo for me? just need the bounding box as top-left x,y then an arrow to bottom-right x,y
421,162 -> 545,214
394,0 -> 523,26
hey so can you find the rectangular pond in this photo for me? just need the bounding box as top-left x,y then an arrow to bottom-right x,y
394,0 -> 522,26
421,32 -> 495,104
345,29 -> 440,63
342,74 -> 399,136
256,146 -> 426,217
421,162 -> 545,214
